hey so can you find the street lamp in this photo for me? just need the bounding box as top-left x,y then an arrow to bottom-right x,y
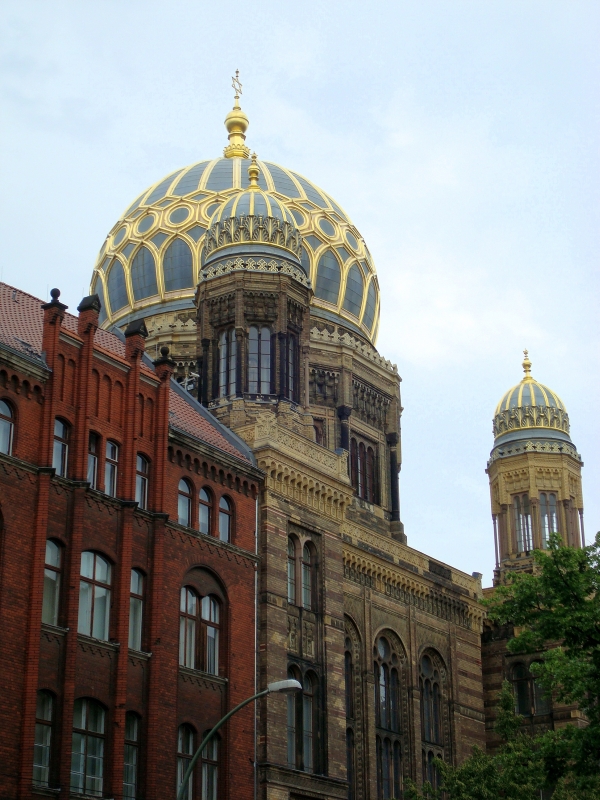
176,678 -> 302,800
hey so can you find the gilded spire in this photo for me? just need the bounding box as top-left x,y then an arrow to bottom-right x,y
522,349 -> 532,379
248,153 -> 260,189
223,70 -> 250,159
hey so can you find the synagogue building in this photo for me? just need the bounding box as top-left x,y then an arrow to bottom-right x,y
0,86 -> 586,800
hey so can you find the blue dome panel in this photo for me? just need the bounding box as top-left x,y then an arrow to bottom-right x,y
164,238 -> 194,292
315,251 -> 341,304
205,160 -> 234,192
171,162 -> 210,196
342,263 -> 364,317
131,246 -> 158,300
264,163 -> 301,198
107,259 -> 128,313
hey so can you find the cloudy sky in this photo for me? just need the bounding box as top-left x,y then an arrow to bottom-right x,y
1,1 -> 598,585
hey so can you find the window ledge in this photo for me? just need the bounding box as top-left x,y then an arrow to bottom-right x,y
32,787 -> 61,796
128,647 -> 152,659
41,622 -> 69,637
77,634 -> 120,652
178,666 -> 228,686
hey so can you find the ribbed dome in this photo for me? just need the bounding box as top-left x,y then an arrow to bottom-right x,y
212,188 -> 295,226
493,352 -> 570,442
89,156 -> 380,342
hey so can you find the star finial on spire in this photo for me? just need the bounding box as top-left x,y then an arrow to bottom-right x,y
232,69 -> 242,99
522,349 -> 532,379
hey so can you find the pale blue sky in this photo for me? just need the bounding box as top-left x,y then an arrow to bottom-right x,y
1,0 -> 598,585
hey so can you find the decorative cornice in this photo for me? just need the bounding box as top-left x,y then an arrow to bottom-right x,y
488,437 -> 582,467
310,326 -> 398,374
199,255 -> 310,288
203,214 -> 302,260
493,404 -> 570,440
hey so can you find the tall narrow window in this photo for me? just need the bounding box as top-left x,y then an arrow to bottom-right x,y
366,447 -> 375,503
218,329 -> 236,398
346,729 -> 355,800
129,569 -> 144,651
178,479 -> 193,526
287,667 -> 299,768
201,736 -> 218,800
33,691 -> 53,787
71,698 -> 106,797
218,496 -> 232,542
123,712 -> 140,800
78,552 -> 111,641
199,488 -> 212,535
87,433 -> 99,488
358,443 -> 365,498
287,333 -> 297,402
136,455 -> 149,510
375,634 -> 404,797
540,492 -> 559,548
177,725 -> 194,800
52,419 -> 69,477
302,544 -> 312,610
0,399 -> 14,455
248,326 -> 271,394
350,438 -> 358,491
344,639 -> 354,719
201,595 -> 220,675
42,540 -> 62,626
302,674 -> 315,773
287,537 -> 296,605
512,663 -> 530,715
180,586 -> 199,669
420,651 -> 446,781
105,441 -> 119,497
513,493 -> 532,552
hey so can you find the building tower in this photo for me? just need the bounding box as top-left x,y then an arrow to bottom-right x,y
486,351 -> 585,586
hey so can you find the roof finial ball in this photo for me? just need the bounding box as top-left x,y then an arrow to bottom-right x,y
522,349 -> 532,379
224,69 -> 250,159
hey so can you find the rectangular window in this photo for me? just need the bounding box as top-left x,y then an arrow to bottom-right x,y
78,552 -> 112,641
87,433 -> 99,488
123,713 -> 139,800
33,692 -> 53,786
129,570 -> 144,651
52,419 -> 69,477
105,441 -> 119,497
70,698 -> 105,798
201,738 -> 218,800
135,455 -> 149,509
42,540 -> 61,626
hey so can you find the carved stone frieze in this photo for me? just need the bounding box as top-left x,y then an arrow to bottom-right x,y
203,214 -> 303,260
200,257 -> 310,288
287,615 -> 299,653
310,326 -> 398,374
309,368 -> 339,408
244,291 -> 278,324
352,378 -> 390,430
302,620 -> 315,659
207,293 -> 235,328
287,298 -> 305,331
493,404 -> 570,439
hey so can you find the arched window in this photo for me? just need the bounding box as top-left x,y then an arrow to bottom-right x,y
163,237 -> 194,292
179,587 -> 199,669
123,712 -> 140,800
287,333 -> 298,402
375,635 -> 405,798
105,441 -> 119,497
178,479 -> 193,527
366,447 -> 375,503
52,419 -> 69,477
342,263 -> 364,317
420,652 -> 446,788
71,698 -> 106,796
201,734 -> 218,800
540,492 -> 559,548
87,432 -> 99,488
248,326 -> 271,394
358,443 -> 366,498
201,595 -> 220,675
287,537 -> 297,605
345,638 -> 354,719
131,246 -> 158,301
302,544 -> 313,611
33,690 -> 54,787
218,329 -> 236,398
302,673 -> 316,773
513,493 -> 532,552
199,488 -> 212,535
42,540 -> 62,627
129,570 -> 144,651
78,552 -> 111,641
218,496 -> 232,542
0,399 -> 14,455
350,439 -> 358,491
136,455 -> 149,510
177,724 -> 195,800
287,666 -> 300,768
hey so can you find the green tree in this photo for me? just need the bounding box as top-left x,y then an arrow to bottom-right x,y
404,533 -> 600,799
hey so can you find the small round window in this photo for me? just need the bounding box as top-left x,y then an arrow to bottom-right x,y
319,218 -> 336,237
113,226 -> 127,246
346,231 -> 359,251
137,215 -> 155,234
169,207 -> 190,224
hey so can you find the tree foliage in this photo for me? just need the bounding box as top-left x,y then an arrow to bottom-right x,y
405,533 -> 600,799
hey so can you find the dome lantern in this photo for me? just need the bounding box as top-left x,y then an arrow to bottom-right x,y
223,70 -> 250,159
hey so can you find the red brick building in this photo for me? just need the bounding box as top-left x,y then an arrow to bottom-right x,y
0,282 -> 262,800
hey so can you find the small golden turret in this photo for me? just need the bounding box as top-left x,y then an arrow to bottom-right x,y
223,70 -> 250,159
248,153 -> 260,188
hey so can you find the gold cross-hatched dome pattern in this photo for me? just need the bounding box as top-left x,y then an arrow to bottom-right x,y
90,158 -> 380,343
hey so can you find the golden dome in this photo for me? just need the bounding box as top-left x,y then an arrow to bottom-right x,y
493,351 -> 570,442
90,96 -> 380,343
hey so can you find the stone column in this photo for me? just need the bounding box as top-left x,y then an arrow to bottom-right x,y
337,405 -> 352,451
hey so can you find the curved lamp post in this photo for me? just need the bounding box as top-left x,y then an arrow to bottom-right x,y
176,678 -> 302,800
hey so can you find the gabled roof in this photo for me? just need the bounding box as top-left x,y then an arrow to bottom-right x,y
0,282 -> 254,466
